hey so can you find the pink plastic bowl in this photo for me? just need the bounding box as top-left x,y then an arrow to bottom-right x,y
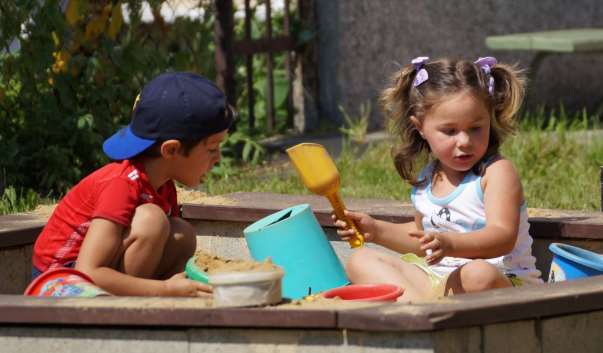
322,283 -> 404,302
24,267 -> 109,297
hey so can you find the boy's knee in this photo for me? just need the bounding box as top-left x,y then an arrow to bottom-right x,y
459,260 -> 503,292
130,203 -> 170,242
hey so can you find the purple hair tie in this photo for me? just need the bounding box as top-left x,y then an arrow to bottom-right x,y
474,56 -> 497,95
411,56 -> 429,87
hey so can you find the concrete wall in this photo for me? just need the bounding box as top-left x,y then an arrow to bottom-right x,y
5,315 -> 603,353
0,245 -> 32,295
0,327 -> 456,353
316,0 -> 603,128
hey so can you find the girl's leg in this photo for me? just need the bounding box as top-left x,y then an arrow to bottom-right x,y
119,203 -> 171,279
153,217 -> 197,279
444,259 -> 512,296
346,248 -> 433,302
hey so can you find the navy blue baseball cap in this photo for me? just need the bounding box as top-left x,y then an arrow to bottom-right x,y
103,72 -> 234,160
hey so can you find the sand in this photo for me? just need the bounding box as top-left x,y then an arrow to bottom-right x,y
176,187 -> 237,206
194,250 -> 278,274
32,204 -> 57,219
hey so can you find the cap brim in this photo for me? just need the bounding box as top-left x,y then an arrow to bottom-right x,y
103,125 -> 156,160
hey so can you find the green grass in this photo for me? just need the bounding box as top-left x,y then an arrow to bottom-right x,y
203,124 -> 603,211
0,186 -> 39,215
505,128 -> 603,210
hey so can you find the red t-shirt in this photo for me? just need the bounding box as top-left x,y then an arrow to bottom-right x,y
33,160 -> 180,272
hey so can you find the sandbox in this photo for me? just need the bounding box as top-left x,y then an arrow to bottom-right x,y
3,192 -> 603,352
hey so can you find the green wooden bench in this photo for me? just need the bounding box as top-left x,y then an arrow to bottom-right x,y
486,28 -> 603,107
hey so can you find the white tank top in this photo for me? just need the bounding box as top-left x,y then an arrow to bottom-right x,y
411,161 -> 542,283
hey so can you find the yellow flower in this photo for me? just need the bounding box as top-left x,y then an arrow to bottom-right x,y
51,51 -> 70,74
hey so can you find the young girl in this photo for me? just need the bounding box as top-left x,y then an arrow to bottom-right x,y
334,56 -> 542,302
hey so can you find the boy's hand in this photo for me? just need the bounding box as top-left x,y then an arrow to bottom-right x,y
409,231 -> 453,265
332,210 -> 377,243
164,272 -> 213,297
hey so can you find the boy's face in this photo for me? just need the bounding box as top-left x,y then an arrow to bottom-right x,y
172,130 -> 228,187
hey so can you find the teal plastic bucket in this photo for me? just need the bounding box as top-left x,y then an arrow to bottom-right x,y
548,243 -> 603,282
244,204 -> 349,299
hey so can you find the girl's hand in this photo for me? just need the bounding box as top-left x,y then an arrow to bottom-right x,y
409,231 -> 453,265
332,210 -> 377,243
164,272 -> 213,297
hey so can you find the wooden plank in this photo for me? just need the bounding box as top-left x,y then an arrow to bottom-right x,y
265,0 -> 275,132
529,216 -> 603,240
0,295 -> 337,328
424,277 -> 603,329
297,0 -> 319,132
486,28 -> 603,53
284,0 -> 294,129
180,192 -> 415,225
339,276 -> 603,331
214,0 -> 236,106
337,304 -> 436,331
244,0 -> 255,129
0,215 -> 44,247
6,277 -> 603,331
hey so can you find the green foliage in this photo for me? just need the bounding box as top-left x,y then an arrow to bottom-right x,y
1,1 -> 300,201
209,131 -> 265,180
339,102 -> 370,144
0,185 -> 38,215
0,0 -> 216,196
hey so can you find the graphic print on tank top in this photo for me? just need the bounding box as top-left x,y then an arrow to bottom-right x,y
429,207 -> 455,229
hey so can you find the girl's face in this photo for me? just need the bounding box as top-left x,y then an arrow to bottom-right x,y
412,90 -> 490,177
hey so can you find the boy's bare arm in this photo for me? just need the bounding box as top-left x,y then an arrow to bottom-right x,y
76,218 -> 210,296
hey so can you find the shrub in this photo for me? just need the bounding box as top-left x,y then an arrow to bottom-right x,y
0,0 -> 215,196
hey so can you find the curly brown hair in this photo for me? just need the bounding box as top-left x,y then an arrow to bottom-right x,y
380,58 -> 525,186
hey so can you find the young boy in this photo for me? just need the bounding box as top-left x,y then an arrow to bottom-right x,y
32,72 -> 233,296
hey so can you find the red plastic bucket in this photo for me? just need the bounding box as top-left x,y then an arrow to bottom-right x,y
322,284 -> 404,302
25,268 -> 110,297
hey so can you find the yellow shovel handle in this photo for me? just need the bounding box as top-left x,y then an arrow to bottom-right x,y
327,193 -> 365,248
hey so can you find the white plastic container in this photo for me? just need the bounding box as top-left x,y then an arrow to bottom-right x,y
209,267 -> 284,307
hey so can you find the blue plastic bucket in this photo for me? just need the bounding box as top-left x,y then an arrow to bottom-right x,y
244,204 -> 349,299
548,243 -> 603,282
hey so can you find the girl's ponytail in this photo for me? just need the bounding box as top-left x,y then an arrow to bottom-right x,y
484,64 -> 526,156
380,65 -> 430,185
492,64 -> 525,130
380,65 -> 414,129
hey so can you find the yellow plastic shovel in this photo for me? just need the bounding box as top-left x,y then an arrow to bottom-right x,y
286,143 -> 365,248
